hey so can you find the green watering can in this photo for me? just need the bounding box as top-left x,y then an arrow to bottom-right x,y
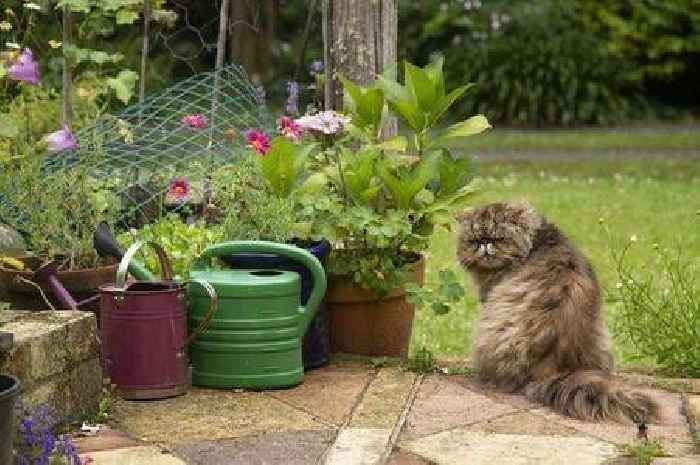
187,241 -> 327,389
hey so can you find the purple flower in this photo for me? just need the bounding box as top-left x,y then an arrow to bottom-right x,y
285,81 -> 300,115
8,48 -> 40,85
181,114 -> 208,130
46,125 -> 79,152
309,60 -> 324,76
295,111 -> 351,135
245,129 -> 271,156
165,177 -> 190,204
277,116 -> 303,142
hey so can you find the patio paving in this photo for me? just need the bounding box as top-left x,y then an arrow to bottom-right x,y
74,359 -> 700,465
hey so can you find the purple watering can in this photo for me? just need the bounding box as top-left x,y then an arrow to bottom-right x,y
98,241 -> 218,399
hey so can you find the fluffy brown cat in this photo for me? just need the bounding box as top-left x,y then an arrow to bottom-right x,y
456,201 -> 657,423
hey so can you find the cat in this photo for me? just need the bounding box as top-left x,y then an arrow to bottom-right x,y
456,201 -> 657,423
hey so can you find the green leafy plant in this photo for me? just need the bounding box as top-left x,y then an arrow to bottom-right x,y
621,440 -> 667,465
253,58 -> 488,304
118,214 -> 223,280
611,240 -> 700,377
408,346 -> 436,373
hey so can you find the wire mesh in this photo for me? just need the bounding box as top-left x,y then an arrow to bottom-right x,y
1,64 -> 273,230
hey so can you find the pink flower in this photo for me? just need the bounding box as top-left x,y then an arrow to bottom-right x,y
166,177 -> 190,204
245,129 -> 271,156
181,114 -> 208,130
277,116 -> 303,141
295,111 -> 351,135
46,125 -> 79,152
8,48 -> 40,85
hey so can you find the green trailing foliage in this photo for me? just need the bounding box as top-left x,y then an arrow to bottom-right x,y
611,240 -> 700,377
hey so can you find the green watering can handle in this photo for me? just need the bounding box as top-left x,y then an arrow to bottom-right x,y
194,241 -> 327,332
115,240 -> 172,290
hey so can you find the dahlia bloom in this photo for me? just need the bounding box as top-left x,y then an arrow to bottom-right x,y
245,129 -> 271,156
166,177 -> 190,204
277,116 -> 303,141
8,48 -> 40,85
181,114 -> 208,130
46,125 -> 79,152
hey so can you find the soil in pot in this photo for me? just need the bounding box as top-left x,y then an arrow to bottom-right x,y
0,374 -> 20,465
326,257 -> 425,358
0,257 -> 117,311
220,240 -> 332,370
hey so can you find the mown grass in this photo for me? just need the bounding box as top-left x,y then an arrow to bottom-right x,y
450,125 -> 700,152
413,155 -> 700,368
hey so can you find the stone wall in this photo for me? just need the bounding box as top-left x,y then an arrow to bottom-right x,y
0,310 -> 102,423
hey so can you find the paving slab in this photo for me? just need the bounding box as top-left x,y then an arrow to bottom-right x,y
386,449 -> 433,465
268,362 -> 373,425
687,395 -> 700,426
111,388 -> 324,444
80,446 -> 186,465
653,457 -> 700,464
73,426 -> 142,454
172,429 -> 335,465
531,407 -> 695,456
349,367 -> 416,429
324,428 -> 392,465
464,411 -> 579,437
401,430 -> 618,465
402,375 -> 518,440
449,376 -> 539,410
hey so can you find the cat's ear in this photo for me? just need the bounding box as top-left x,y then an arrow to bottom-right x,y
508,200 -> 541,230
454,209 -> 473,224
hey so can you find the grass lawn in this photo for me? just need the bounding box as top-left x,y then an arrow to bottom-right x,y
413,151 -> 700,369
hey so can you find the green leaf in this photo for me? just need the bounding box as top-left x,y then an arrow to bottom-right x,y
340,76 -> 385,136
375,135 -> 407,152
428,83 -> 475,127
430,115 -> 491,148
0,115 -> 19,139
387,99 -> 424,133
405,62 -> 437,114
89,51 -> 111,64
423,56 -> 446,97
437,151 -> 473,198
106,70 -> 139,104
57,0 -> 90,13
378,151 -> 441,210
115,9 -> 140,25
376,74 -> 411,103
343,147 -> 382,205
257,137 -> 312,198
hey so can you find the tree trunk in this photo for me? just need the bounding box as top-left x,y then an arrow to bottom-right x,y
323,0 -> 397,133
229,0 -> 276,84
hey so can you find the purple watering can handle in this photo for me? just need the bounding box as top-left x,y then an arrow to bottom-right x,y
114,241 -> 173,291
181,278 -> 219,347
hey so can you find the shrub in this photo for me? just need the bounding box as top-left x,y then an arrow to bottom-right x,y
611,241 -> 700,377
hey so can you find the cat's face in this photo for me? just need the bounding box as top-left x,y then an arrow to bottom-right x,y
456,202 -> 542,271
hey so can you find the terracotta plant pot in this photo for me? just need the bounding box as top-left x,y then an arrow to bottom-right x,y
327,257 -> 425,358
0,257 -> 117,311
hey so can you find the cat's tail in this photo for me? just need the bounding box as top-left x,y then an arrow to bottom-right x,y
525,370 -> 658,423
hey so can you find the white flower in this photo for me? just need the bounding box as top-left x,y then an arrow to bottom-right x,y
23,2 -> 41,10
615,282 -> 623,289
0,21 -> 12,32
48,40 -> 62,49
295,111 -> 351,135
630,235 -> 638,242
5,42 -> 20,49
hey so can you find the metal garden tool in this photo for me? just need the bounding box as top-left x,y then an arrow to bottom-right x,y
93,221 -> 155,281
188,241 -> 327,389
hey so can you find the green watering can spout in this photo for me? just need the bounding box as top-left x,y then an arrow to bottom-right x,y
194,240 -> 327,333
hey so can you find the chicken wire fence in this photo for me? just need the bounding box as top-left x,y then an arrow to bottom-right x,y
1,64 -> 273,231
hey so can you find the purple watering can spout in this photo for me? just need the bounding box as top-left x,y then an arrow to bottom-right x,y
34,261 -> 100,310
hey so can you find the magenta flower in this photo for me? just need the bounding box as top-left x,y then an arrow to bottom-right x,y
8,48 -> 40,85
277,116 -> 303,142
181,114 -> 208,130
166,177 -> 190,204
245,129 -> 271,156
46,125 -> 79,152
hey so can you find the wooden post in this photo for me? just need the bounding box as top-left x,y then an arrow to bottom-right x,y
322,0 -> 397,128
61,7 -> 73,126
139,0 -> 151,105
